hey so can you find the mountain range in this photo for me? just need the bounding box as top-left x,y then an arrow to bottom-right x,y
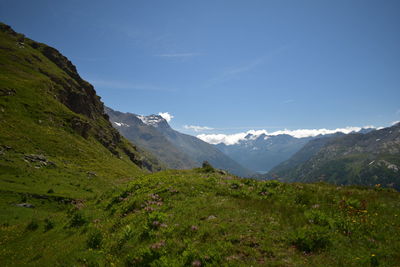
1,22 -> 400,266
106,107 -> 254,177
269,123 -> 400,189
215,134 -> 314,173
212,128 -> 375,175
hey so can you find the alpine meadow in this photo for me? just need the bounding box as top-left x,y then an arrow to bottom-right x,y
1,1 -> 400,266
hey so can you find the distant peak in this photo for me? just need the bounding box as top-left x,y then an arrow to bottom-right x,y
137,114 -> 170,128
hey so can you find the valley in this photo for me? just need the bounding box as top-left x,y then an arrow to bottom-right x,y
0,18 -> 399,267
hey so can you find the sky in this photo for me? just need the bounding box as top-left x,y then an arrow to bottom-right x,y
1,0 -> 399,141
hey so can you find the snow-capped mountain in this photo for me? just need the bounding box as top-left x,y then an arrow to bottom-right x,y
214,128 -> 375,174
105,107 -> 254,177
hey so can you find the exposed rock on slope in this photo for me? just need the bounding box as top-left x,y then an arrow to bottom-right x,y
0,22 -> 161,173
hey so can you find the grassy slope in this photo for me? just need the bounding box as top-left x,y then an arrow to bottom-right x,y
1,24 -> 400,266
0,23 -> 162,199
1,168 -> 400,266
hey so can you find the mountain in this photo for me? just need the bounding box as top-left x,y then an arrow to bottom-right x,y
269,123 -> 400,189
105,107 -> 196,169
214,129 -> 376,174
0,22 -> 162,195
1,23 -> 400,267
268,133 -> 346,178
106,107 -> 254,177
216,134 -> 313,173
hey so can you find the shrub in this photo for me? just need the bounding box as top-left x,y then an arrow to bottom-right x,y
44,218 -> 55,231
87,230 -> 103,249
68,212 -> 86,227
202,161 -> 214,172
305,210 -> 331,227
291,226 -> 331,253
295,192 -> 311,205
26,219 -> 39,231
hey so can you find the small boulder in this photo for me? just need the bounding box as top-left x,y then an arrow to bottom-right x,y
15,203 -> 35,208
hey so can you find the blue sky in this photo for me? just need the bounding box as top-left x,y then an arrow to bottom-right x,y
1,0 -> 399,137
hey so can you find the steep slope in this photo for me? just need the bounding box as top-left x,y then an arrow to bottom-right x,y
216,134 -> 313,173
269,124 -> 400,189
106,107 -> 196,169
1,23 -> 400,267
106,108 -> 254,177
0,22 -> 162,198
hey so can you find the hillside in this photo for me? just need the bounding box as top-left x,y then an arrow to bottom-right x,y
0,22 -> 164,197
268,133 -> 345,179
1,23 -> 400,267
106,107 -> 254,177
105,107 -> 196,169
269,124 -> 400,189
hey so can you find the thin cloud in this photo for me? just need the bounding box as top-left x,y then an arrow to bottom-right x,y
158,112 -> 174,122
206,44 -> 291,87
197,126 -> 378,145
183,125 -> 214,132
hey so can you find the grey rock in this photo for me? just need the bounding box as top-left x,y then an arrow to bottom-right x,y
15,203 -> 35,208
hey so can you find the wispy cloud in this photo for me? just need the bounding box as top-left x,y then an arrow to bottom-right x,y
183,125 -> 214,132
158,112 -> 174,122
155,53 -> 201,58
206,44 -> 290,87
197,126 -> 378,145
88,79 -> 177,92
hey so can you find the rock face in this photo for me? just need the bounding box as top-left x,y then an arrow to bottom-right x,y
0,22 -> 161,172
24,154 -> 55,168
268,123 -> 400,189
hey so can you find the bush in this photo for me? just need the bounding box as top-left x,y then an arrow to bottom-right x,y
44,218 -> 55,231
305,210 -> 331,227
202,161 -> 214,172
26,219 -> 39,231
294,192 -> 311,205
291,226 -> 331,253
68,212 -> 86,228
87,230 -> 103,249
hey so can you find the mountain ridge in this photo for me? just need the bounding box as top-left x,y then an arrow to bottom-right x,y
106,106 -> 255,177
268,123 -> 400,189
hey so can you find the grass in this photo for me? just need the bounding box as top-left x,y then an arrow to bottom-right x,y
1,168 -> 400,266
1,22 -> 400,266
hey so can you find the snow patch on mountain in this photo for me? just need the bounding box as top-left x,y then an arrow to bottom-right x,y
137,115 -> 165,127
113,122 -> 130,127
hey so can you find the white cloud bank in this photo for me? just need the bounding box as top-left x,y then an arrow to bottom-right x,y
197,126 -> 376,145
184,125 -> 214,132
158,112 -> 174,122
